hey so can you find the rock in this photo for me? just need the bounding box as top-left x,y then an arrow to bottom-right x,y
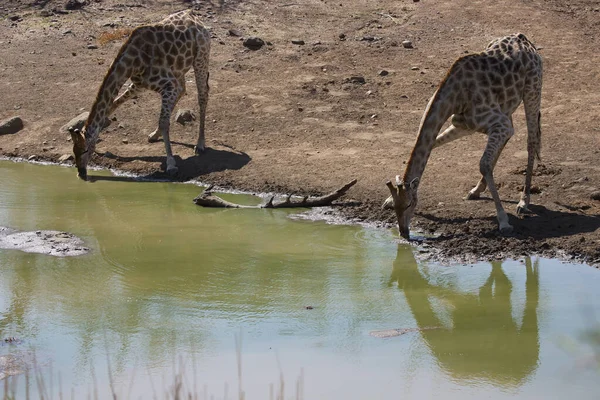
378,69 -> 389,76
62,29 -> 72,35
39,10 -> 53,17
591,191 -> 600,201
58,154 -> 73,163
291,39 -> 305,45
87,44 -> 98,49
361,35 -> 380,42
122,139 -> 128,144
402,40 -> 414,48
411,66 -> 419,70
338,33 -> 346,40
28,155 -> 38,161
348,76 -> 366,84
175,109 -> 196,125
227,29 -> 243,37
61,112 -> 110,133
243,36 -> 265,50
64,0 -> 86,10
0,116 -> 24,135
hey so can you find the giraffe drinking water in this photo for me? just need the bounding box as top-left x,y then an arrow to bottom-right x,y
70,9 -> 211,180
384,33 -> 543,238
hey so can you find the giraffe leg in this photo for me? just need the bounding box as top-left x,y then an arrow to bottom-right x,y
148,79 -> 187,143
465,142 -> 506,200
517,72 -> 543,215
479,119 -> 514,234
193,52 -> 210,155
433,124 -> 475,149
156,83 -> 183,176
110,81 -> 140,114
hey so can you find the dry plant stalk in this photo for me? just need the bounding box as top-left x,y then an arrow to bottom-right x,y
98,28 -> 133,46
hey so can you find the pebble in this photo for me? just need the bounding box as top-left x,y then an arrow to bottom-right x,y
227,29 -> 243,37
122,139 -> 128,144
175,109 -> 196,125
291,39 -> 305,45
58,154 -> 74,162
87,44 -> 98,50
348,76 -> 366,84
378,69 -> 389,76
243,36 -> 265,50
402,40 -> 414,48
591,191 -> 600,201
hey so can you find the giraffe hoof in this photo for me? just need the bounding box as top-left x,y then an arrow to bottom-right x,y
499,224 -> 514,235
167,166 -> 179,177
194,145 -> 205,155
465,192 -> 480,200
516,202 -> 532,216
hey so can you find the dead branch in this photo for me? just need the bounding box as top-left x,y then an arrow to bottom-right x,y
193,179 -> 358,209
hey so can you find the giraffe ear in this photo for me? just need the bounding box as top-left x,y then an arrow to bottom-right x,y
408,177 -> 419,190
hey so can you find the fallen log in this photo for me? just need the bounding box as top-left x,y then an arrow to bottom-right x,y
193,179 -> 358,209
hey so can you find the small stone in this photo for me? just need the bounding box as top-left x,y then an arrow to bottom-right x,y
378,69 -> 389,76
227,29 -> 243,37
402,40 -> 414,49
62,29 -> 72,35
591,191 -> 600,201
58,154 -> 74,162
305,306 -> 314,310
348,76 -> 366,84
366,90 -> 373,95
28,155 -> 38,161
175,109 -> 196,125
122,139 -> 128,144
361,35 -> 380,42
40,10 -> 53,17
0,116 -> 24,135
338,33 -> 346,40
298,107 -> 304,112
291,39 -> 305,45
9,15 -> 21,21
243,36 -> 265,50
87,44 -> 98,50
411,66 -> 419,70
65,0 -> 86,11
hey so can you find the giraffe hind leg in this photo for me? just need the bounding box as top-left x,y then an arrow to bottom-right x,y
517,73 -> 543,215
479,119 -> 514,234
193,45 -> 210,155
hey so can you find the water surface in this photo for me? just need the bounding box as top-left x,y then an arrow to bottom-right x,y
0,160 -> 599,399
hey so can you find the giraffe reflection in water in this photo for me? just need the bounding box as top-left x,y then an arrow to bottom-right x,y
390,247 -> 539,387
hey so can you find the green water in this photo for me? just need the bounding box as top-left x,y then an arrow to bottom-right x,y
0,160 -> 599,399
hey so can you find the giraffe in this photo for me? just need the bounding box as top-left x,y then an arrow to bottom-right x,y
383,33 -> 543,238
70,9 -> 211,180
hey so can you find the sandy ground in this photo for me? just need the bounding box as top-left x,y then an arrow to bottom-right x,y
1,0 -> 599,265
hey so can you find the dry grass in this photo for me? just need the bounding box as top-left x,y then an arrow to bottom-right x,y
97,28 -> 133,46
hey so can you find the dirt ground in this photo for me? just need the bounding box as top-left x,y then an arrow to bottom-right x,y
1,0 -> 599,266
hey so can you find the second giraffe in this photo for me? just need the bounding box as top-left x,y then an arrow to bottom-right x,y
71,9 -> 211,180
384,33 -> 543,238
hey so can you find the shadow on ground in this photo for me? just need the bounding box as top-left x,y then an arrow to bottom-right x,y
90,146 -> 251,182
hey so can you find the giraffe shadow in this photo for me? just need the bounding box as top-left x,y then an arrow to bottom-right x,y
419,203 -> 600,239
94,147 -> 251,182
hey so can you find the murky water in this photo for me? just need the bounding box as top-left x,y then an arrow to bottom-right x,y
1,160 -> 599,399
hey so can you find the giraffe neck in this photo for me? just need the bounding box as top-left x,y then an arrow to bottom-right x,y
84,53 -> 132,147
402,87 -> 454,186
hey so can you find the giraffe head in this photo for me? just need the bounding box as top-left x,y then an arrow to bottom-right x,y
383,177 -> 419,239
69,127 -> 90,181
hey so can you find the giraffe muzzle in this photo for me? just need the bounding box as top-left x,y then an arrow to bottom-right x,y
77,168 -> 88,181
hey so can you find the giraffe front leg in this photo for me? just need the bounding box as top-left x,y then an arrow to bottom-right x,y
480,124 -> 514,234
157,88 -> 181,177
